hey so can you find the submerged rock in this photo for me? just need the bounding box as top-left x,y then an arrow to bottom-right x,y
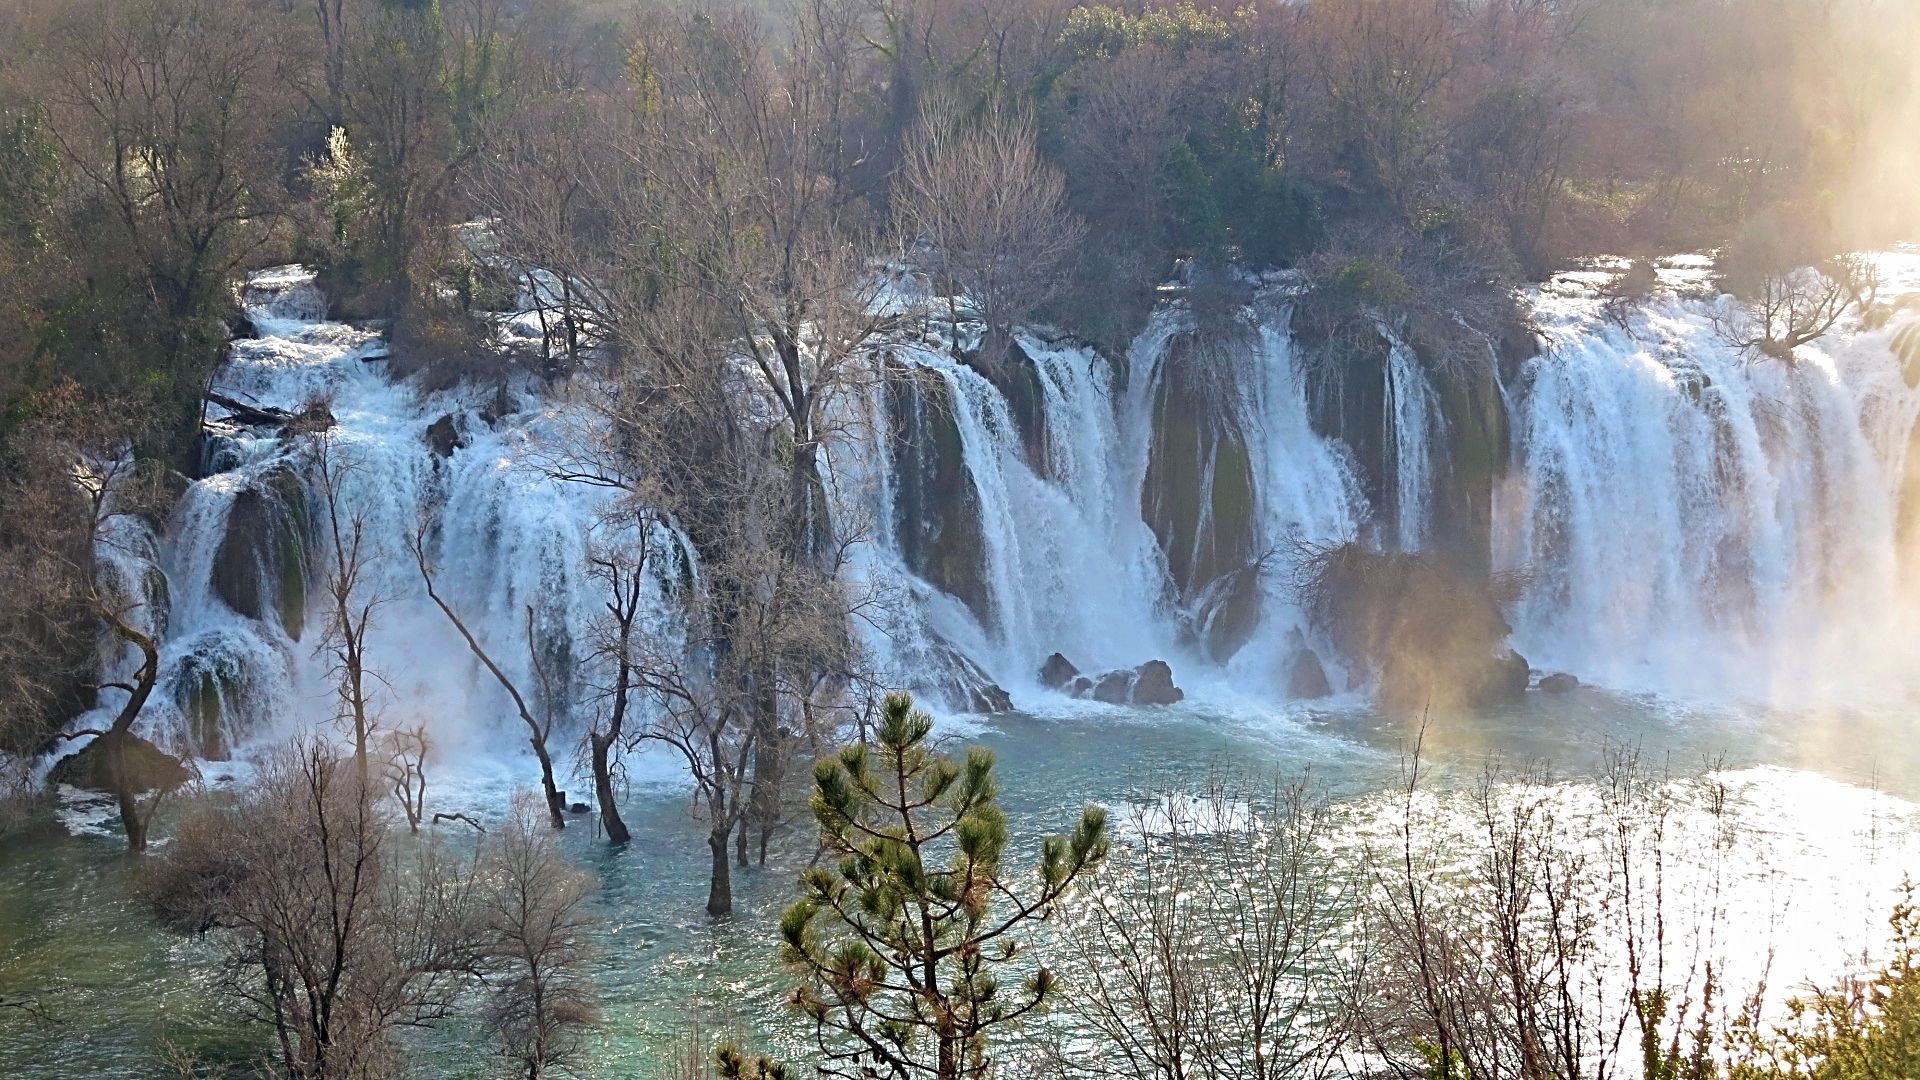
48,733 -> 191,795
1039,652 -> 1080,690
1538,671 -> 1580,693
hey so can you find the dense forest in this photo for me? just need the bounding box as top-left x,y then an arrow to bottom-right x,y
3,0 -> 1920,1076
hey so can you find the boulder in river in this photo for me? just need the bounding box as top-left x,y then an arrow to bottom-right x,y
1131,659 -> 1185,705
1090,670 -> 1133,704
1039,652 -> 1080,690
1286,644 -> 1333,700
1538,671 -> 1580,693
48,733 -> 191,795
425,414 -> 467,458
1070,660 -> 1185,706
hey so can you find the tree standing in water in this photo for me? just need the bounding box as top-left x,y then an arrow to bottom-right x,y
780,692 -> 1109,1079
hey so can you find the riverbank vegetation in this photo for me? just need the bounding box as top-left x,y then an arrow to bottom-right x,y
120,704 -> 1920,1079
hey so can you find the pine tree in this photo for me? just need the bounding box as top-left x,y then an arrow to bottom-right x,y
779,692 -> 1108,1080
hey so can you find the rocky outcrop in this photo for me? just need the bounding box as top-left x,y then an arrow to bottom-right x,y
1143,330 -> 1261,658
211,465 -> 310,639
1297,542 -> 1526,714
48,733 -> 191,795
1039,652 -> 1079,689
1297,308 -> 1519,575
1538,672 -> 1580,693
888,363 -> 992,626
1063,658 -> 1186,706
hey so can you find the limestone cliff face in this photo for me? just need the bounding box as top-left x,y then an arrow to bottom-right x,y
1140,330 -> 1262,661
887,360 -> 991,626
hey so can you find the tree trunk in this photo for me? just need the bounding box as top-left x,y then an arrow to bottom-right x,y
103,735 -> 148,854
590,731 -> 629,845
532,738 -> 566,829
706,826 -> 733,917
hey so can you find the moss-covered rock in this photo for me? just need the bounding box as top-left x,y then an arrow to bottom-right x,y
1143,331 -> 1260,639
887,362 -> 991,625
978,337 -> 1051,479
210,464 -> 310,638
48,732 -> 191,795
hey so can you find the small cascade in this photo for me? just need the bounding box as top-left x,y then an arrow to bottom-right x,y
864,305 -> 1371,703
71,266 -> 675,763
1384,332 -> 1444,552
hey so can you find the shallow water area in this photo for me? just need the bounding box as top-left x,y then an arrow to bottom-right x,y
9,686 -> 1920,1077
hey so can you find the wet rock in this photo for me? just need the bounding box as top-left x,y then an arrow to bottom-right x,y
1299,543 -> 1527,714
1143,331 -> 1259,616
425,414 -> 466,458
888,363 -> 991,625
1130,659 -> 1184,706
1069,676 -> 1093,697
568,802 -> 591,815
1039,652 -> 1080,690
1538,671 -> 1580,693
1091,670 -> 1134,704
910,633 -> 1013,715
211,466 -> 310,638
1494,649 -> 1531,702
48,733 -> 191,795
1286,644 -> 1333,700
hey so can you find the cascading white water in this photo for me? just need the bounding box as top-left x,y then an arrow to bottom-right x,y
1385,331 -> 1444,552
78,250 -> 1920,768
1498,253 -> 1920,702
862,304 -> 1371,702
71,267 -> 687,769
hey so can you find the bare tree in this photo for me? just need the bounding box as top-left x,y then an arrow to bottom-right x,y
480,794 -> 601,1079
413,520 -> 568,829
1711,255 -> 1878,363
143,739 -> 485,1079
17,388 -> 178,852
895,98 -> 1086,362
309,428 -> 388,790
1351,733 -> 1761,1080
381,724 -> 430,833
581,529 -> 648,846
1054,773 -> 1356,1080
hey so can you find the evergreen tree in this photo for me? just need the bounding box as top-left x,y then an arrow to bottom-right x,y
779,692 -> 1108,1080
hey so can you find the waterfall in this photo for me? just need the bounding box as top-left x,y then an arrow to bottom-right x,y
863,307 -> 1369,702
70,267 -> 681,764
73,250 -> 1920,767
1497,253 -> 1920,702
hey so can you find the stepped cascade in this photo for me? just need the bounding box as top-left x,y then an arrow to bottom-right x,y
70,253 -> 1920,762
